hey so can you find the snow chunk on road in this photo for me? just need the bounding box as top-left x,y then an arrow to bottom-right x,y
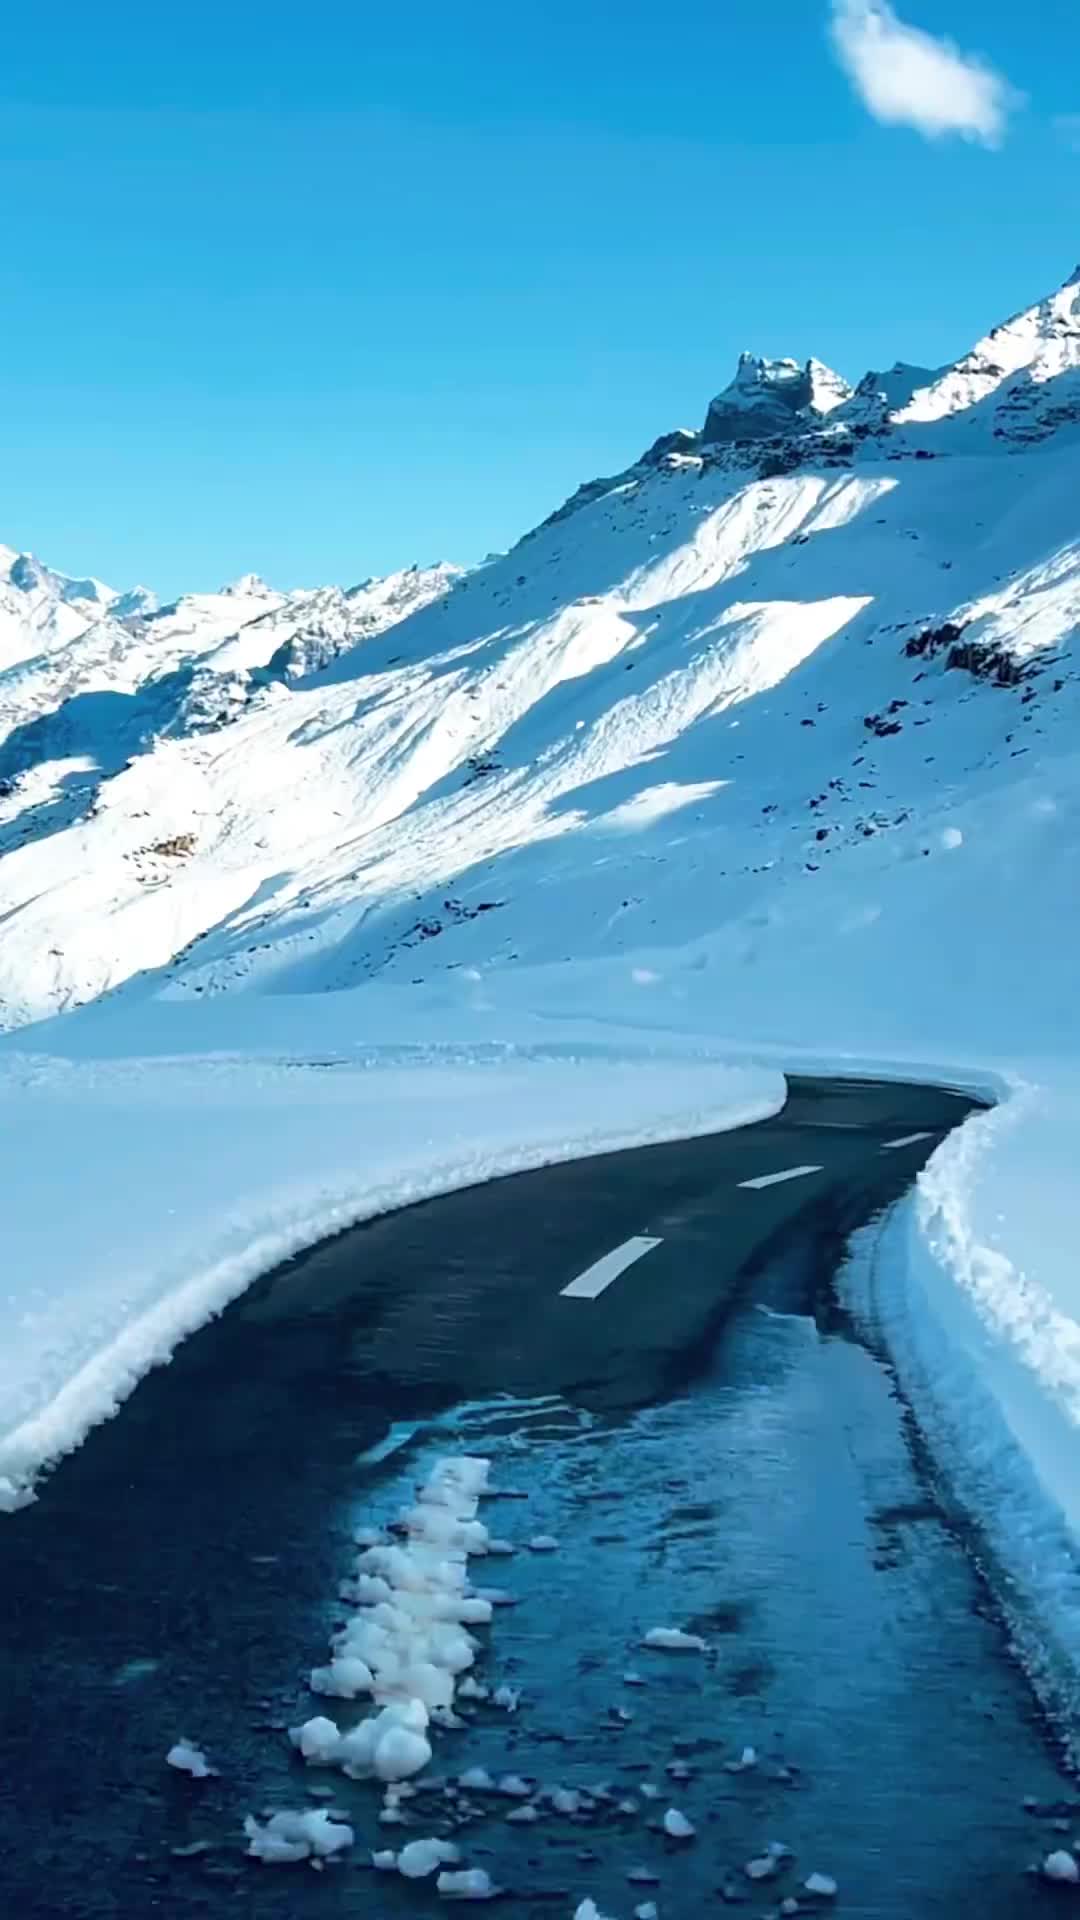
1041,1852 -> 1079,1885
289,1715 -> 342,1764
335,1702 -> 433,1782
459,1767 -> 496,1792
663,1808 -> 695,1839
275,1448 -> 517,1870
550,1787 -> 582,1815
293,1453 -> 501,1791
243,1809 -> 353,1863
643,1627 -> 707,1652
399,1838 -> 462,1879
497,1773 -> 531,1797
458,1676 -> 489,1700
166,1739 -> 215,1778
310,1654 -> 373,1699
437,1866 -> 499,1899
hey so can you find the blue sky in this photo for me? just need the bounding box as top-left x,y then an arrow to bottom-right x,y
1,0 -> 1077,597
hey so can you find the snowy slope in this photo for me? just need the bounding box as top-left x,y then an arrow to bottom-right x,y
2,266 -> 1080,1735
5,269 -> 1076,1030
1,392 -> 1077,1026
0,559 -> 459,956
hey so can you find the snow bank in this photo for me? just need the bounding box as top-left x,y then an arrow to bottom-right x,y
0,1033 -> 782,1509
840,1079 -> 1080,1748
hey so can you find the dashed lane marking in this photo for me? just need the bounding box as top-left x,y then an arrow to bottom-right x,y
737,1164 -> 823,1191
881,1131 -> 935,1150
560,1235 -> 663,1300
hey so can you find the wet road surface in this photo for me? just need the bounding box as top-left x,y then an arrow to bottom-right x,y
0,1075 -> 1073,1917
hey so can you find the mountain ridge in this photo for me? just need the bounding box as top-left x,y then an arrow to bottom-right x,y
542,262 -> 1080,534
0,265 -> 1078,1032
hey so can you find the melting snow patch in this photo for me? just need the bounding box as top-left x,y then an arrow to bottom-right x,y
437,1867 -> 499,1899
550,1787 -> 582,1815
497,1773 -> 531,1797
1041,1852 -> 1079,1885
166,1739 -> 215,1779
528,1534 -> 560,1552
113,1657 -> 159,1686
642,1627 -> 707,1652
399,1838 -> 462,1879
458,1676 -> 490,1700
459,1767 -> 496,1792
243,1809 -> 354,1864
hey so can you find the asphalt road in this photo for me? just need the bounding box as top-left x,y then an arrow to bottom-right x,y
0,1074 -> 1072,1917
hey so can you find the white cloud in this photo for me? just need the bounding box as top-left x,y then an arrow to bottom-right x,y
829,0 -> 1020,146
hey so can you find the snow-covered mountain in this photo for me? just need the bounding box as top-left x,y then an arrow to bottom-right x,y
0,544 -> 156,672
2,267 -> 1080,1724
1,266 -> 1078,1030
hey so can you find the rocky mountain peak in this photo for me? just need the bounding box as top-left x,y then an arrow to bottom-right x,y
702,353 -> 852,445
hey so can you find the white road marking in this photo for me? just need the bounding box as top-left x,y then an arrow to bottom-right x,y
738,1164 -> 823,1191
561,1235 -> 663,1300
881,1131 -> 934,1150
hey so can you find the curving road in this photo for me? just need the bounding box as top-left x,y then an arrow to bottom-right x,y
0,1075 -> 1072,1917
